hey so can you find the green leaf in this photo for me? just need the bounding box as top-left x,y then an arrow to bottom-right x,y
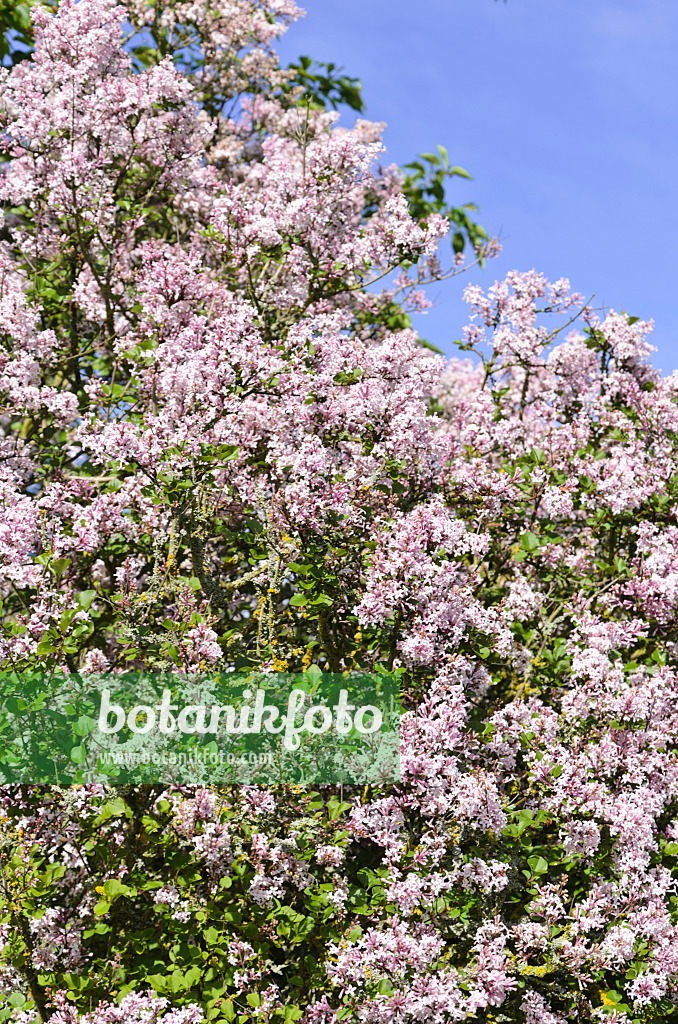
289,594 -> 308,607
216,444 -> 239,461
333,369 -> 362,385
103,879 -> 124,897
285,57 -> 365,113
169,972 -> 183,994
147,974 -> 168,992
288,563 -> 311,575
184,966 -> 201,988
73,715 -> 96,737
326,798 -> 351,820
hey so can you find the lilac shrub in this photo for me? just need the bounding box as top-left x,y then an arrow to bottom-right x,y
1,2 -> 678,1023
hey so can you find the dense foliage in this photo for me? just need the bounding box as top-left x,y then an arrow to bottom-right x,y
1,2 -> 678,1023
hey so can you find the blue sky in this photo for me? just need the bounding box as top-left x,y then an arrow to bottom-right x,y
276,0 -> 678,373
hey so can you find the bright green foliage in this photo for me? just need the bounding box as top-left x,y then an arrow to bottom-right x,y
284,55 -> 365,113
402,144 -> 489,258
0,0 -> 38,66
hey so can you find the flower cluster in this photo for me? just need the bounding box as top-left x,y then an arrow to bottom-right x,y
1,2 -> 678,1024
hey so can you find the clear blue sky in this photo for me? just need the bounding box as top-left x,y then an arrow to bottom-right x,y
276,0 -> 678,373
